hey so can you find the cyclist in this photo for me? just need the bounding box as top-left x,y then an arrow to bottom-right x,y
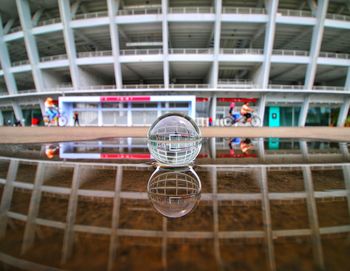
44,97 -> 58,125
229,102 -> 240,123
240,102 -> 254,124
240,138 -> 253,154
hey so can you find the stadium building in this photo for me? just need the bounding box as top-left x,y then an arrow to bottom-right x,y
0,0 -> 349,127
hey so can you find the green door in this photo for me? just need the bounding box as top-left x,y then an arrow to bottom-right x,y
269,106 -> 280,127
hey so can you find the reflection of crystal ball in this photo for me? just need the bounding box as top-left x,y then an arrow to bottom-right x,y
147,167 -> 201,218
147,113 -> 202,167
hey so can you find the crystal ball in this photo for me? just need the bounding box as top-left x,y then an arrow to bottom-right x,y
147,113 -> 202,167
147,167 -> 201,218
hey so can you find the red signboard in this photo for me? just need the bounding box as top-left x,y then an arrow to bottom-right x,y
218,98 -> 257,103
100,153 -> 151,159
196,97 -> 209,102
100,96 -> 151,102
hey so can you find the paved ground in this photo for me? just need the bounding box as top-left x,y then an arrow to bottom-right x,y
0,126 -> 349,144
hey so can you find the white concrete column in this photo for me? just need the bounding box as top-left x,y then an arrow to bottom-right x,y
258,0 -> 279,88
302,166 -> 325,269
0,16 -> 18,95
304,0 -> 329,90
12,102 -> 23,123
211,0 -> 222,88
0,110 -> 4,126
107,0 -> 123,89
210,167 -> 222,268
61,165 -> 81,264
337,99 -> 350,127
107,166 -> 123,271
258,94 -> 267,125
162,0 -> 169,88
209,138 -> 216,159
342,165 -> 350,219
16,0 -> 44,92
298,96 -> 310,127
38,99 -> 46,117
58,0 -> 80,90
21,163 -> 45,254
209,95 -> 217,123
127,102 -> 132,127
345,67 -> 350,91
258,166 -> 276,271
0,160 -> 19,238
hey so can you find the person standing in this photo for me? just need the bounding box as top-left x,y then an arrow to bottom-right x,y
73,111 -> 80,126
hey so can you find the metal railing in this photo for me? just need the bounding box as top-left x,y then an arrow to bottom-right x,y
123,84 -> 164,89
170,84 -> 210,88
74,11 -> 108,20
312,86 -> 345,91
77,51 -> 113,58
40,54 -> 67,62
268,85 -> 304,89
326,13 -> 350,22
222,7 -> 266,14
118,8 -> 161,15
272,50 -> 309,56
36,18 -> 61,26
278,9 -> 313,17
319,52 -> 350,59
168,7 -> 214,14
12,60 -> 30,67
120,49 -> 163,55
169,48 -> 213,54
221,48 -> 264,54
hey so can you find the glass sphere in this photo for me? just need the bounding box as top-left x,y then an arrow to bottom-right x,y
147,113 -> 202,167
147,166 -> 201,218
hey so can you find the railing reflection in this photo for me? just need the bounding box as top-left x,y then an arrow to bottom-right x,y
0,155 -> 349,270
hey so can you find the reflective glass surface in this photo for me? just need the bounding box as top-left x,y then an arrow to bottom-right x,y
0,138 -> 349,270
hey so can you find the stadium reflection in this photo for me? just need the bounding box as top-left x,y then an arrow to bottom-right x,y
0,138 -> 349,270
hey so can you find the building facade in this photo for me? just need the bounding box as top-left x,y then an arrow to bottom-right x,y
0,0 -> 349,127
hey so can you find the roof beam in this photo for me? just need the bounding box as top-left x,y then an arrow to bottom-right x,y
71,0 -> 82,17
307,0 -> 317,15
271,65 -> 300,80
3,18 -> 15,34
278,28 -> 312,49
123,64 -> 143,80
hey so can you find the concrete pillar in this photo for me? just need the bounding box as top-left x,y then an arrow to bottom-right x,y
162,0 -> 169,88
21,163 -> 45,254
337,99 -> 350,127
342,165 -> 350,220
12,102 -> 23,123
209,95 -> 217,123
61,165 -> 81,264
258,166 -> 276,271
0,16 -> 18,95
258,94 -> 267,126
345,67 -> 350,91
0,160 -> 19,238
16,0 -> 44,92
38,99 -> 46,117
302,166 -> 325,269
257,0 -> 279,88
298,96 -> 310,127
211,0 -> 222,88
209,138 -> 216,159
107,166 -> 123,271
210,167 -> 222,268
304,0 -> 329,90
58,0 -> 80,90
0,110 -> 3,126
107,0 -> 123,89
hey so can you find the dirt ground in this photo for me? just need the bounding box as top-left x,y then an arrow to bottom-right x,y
0,126 -> 349,144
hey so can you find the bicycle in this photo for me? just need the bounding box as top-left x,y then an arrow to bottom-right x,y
44,110 -> 68,127
223,112 -> 261,127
